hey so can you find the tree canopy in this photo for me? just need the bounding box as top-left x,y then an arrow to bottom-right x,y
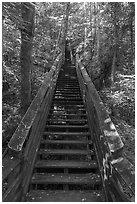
2,2 -> 135,157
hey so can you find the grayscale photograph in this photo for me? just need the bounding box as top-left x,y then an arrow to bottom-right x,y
2,2 -> 135,202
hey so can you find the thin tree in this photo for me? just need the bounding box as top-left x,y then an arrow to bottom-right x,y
96,2 -> 100,60
129,2 -> 135,66
53,20 -> 63,61
61,2 -> 70,63
111,2 -> 119,84
86,2 -> 97,68
20,3 -> 35,116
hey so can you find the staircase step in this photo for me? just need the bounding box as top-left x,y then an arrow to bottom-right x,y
56,83 -> 79,85
55,91 -> 81,94
49,113 -> 87,116
31,173 -> 101,185
57,83 -> 79,86
52,101 -> 84,105
45,124 -> 88,132
35,160 -> 98,169
47,120 -> 87,125
47,118 -> 87,122
45,125 -> 89,129
40,139 -> 92,145
56,84 -> 80,87
26,190 -> 105,202
43,132 -> 91,136
54,94 -> 81,97
51,104 -> 85,108
53,98 -> 83,101
38,149 -> 94,156
57,79 -> 79,82
50,108 -> 86,112
56,88 -> 80,91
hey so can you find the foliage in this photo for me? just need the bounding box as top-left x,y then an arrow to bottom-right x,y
100,72 -> 135,126
2,2 -> 135,165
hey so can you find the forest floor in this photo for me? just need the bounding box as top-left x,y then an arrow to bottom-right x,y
99,70 -> 135,198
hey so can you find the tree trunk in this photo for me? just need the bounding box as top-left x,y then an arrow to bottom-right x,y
129,2 -> 135,66
86,3 -> 96,70
61,3 -> 70,63
96,3 -> 100,60
111,3 -> 118,84
20,3 -> 35,116
89,2 -> 92,38
84,2 -> 87,49
111,45 -> 116,83
53,21 -> 63,61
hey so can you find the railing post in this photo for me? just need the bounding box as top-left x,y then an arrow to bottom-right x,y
2,54 -> 63,201
76,54 -> 134,201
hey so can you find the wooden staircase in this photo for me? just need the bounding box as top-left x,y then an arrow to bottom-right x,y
26,62 -> 105,202
2,53 -> 134,202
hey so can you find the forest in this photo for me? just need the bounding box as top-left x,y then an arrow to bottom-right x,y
2,2 -> 135,198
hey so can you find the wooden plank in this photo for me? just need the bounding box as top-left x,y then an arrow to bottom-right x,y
76,55 -> 134,199
3,54 -> 62,201
26,190 -> 105,202
20,71 -> 60,200
45,125 -> 88,129
2,155 -> 20,181
23,88 -> 53,158
111,157 -> 135,187
43,132 -> 90,136
35,160 -> 98,169
3,173 -> 22,202
7,54 -> 62,153
38,149 -> 93,155
31,173 -> 101,184
41,139 -> 91,145
76,54 -> 124,157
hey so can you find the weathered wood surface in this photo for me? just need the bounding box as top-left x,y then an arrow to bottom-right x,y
76,54 -> 134,198
111,157 -> 135,187
3,173 -> 22,202
20,82 -> 58,201
2,54 -> 62,202
76,55 -> 124,155
8,54 -> 62,153
2,155 -> 20,181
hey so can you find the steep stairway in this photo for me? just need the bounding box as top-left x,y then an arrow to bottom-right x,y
26,62 -> 105,202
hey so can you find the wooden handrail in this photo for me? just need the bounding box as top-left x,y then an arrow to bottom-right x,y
76,55 -> 124,156
76,54 -> 134,199
8,54 -> 62,154
2,154 -> 20,181
2,54 -> 62,201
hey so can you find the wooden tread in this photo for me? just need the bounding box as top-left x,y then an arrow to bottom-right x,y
45,125 -> 89,129
53,96 -> 83,102
48,113 -> 87,117
26,190 -> 105,202
51,104 -> 85,107
31,173 -> 101,184
38,149 -> 94,155
52,101 -> 84,104
56,88 -> 80,91
50,108 -> 86,111
40,139 -> 92,145
54,94 -> 81,97
47,118 -> 88,124
55,90 -> 81,94
47,118 -> 87,122
35,160 -> 98,169
43,132 -> 91,136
